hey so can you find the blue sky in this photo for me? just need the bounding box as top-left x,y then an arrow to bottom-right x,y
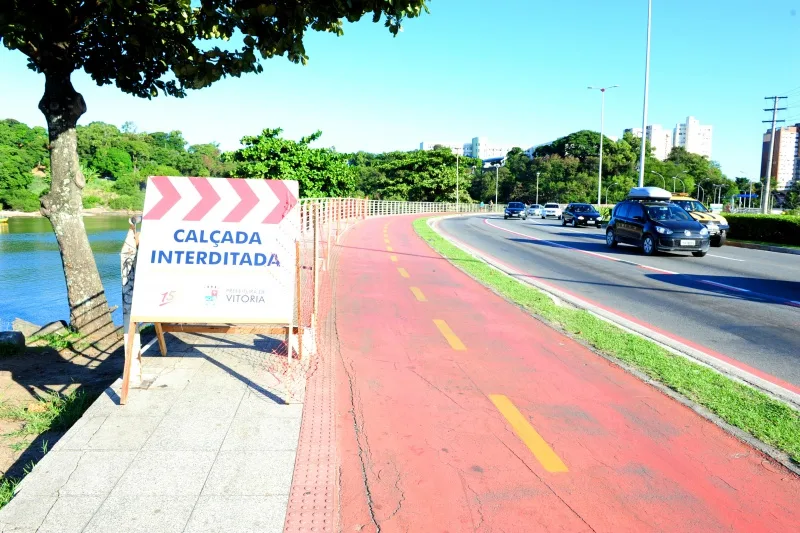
1,0 -> 799,180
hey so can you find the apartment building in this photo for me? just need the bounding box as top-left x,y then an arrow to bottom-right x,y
624,116 -> 713,160
761,124 -> 800,191
420,137 -> 535,160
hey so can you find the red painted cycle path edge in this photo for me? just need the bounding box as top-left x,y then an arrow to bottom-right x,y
332,215 -> 800,533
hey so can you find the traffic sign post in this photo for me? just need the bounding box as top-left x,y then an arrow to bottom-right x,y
122,176 -> 301,404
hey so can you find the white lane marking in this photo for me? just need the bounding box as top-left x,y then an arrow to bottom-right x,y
484,218 -> 679,274
699,279 -> 751,293
708,254 -> 745,262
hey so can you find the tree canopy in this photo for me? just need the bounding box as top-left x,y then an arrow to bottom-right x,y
223,128 -> 356,198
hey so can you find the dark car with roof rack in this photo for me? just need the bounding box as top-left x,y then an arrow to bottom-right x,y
605,187 -> 710,257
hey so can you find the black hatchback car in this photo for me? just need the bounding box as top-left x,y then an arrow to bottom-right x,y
606,188 -> 710,257
504,202 -> 527,220
562,203 -> 602,227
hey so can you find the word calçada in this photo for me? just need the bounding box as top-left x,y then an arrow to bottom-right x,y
149,229 -> 281,267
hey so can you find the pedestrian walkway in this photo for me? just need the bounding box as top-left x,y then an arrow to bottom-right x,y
0,332 -> 304,533
332,215 -> 800,532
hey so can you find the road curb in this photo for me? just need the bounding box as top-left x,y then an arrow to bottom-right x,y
726,240 -> 800,255
423,214 -> 800,475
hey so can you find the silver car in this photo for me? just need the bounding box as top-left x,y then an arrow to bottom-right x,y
527,204 -> 544,217
542,203 -> 562,219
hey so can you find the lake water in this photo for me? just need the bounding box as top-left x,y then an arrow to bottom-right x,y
0,216 -> 130,329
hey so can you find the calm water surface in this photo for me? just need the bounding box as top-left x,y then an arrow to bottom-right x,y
0,216 -> 130,328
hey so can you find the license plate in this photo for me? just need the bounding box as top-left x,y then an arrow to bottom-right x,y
680,239 -> 696,246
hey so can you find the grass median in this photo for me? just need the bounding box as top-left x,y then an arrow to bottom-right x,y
413,217 -> 800,464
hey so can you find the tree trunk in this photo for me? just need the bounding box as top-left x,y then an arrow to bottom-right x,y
39,73 -> 118,342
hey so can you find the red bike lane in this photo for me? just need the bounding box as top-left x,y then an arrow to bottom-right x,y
332,215 -> 799,532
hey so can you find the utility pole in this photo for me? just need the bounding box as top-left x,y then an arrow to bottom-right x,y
637,0 -> 653,187
762,96 -> 787,214
536,172 -> 540,205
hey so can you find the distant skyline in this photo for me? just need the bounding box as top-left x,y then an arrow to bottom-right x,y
1,0 -> 799,181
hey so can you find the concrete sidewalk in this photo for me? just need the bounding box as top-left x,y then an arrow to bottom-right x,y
0,332 -> 306,533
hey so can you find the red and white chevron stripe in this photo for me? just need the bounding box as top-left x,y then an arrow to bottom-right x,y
142,176 -> 298,224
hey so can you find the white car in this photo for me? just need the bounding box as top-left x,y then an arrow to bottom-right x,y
527,204 -> 544,217
542,203 -> 562,219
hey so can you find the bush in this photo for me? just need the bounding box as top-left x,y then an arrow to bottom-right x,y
109,194 -> 144,211
1,189 -> 40,212
725,214 -> 800,246
82,195 -> 103,208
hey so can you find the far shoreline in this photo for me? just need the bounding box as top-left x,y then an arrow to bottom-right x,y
1,208 -> 142,219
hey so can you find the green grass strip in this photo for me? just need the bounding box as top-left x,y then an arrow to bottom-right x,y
414,217 -> 800,463
729,239 -> 800,250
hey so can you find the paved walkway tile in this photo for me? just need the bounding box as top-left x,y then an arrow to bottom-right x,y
0,332 -> 305,533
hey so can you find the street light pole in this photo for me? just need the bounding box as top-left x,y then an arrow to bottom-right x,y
456,153 -> 459,213
637,0 -> 653,187
589,85 -> 619,204
494,164 -> 500,206
536,172 -> 540,205
650,170 -> 666,189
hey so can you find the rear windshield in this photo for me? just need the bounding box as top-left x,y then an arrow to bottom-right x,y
508,202 -> 525,208
647,205 -> 693,221
530,204 -> 540,208
545,203 -> 559,208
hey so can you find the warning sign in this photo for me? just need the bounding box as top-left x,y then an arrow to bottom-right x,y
130,176 -> 300,324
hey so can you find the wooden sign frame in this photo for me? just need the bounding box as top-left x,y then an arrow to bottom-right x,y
121,241 -> 303,405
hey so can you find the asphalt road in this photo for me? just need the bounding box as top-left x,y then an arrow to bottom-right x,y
439,214 -> 800,388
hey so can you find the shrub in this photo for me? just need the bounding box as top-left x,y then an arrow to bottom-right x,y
109,194 -> 144,211
725,214 -> 800,246
82,195 -> 103,208
1,189 -> 40,212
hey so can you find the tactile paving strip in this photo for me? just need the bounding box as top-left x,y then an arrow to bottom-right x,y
284,238 -> 340,532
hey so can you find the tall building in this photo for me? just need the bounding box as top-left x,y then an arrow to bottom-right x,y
420,136 -> 532,160
761,124 -> 800,191
624,116 -> 713,160
674,116 -> 713,159
646,125 -> 674,161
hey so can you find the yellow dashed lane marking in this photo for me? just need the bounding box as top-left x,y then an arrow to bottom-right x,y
410,287 -> 427,302
488,394 -> 568,473
387,246 -> 393,252
398,268 -> 410,278
384,238 -> 390,245
433,319 -> 466,351
390,255 -> 398,262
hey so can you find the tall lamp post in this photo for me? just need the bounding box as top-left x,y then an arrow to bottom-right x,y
650,170 -> 666,189
493,163 -> 501,206
672,170 -> 688,193
588,85 -> 619,204
455,153 -> 459,213
697,184 -> 706,204
637,0 -> 653,187
536,172 -> 540,205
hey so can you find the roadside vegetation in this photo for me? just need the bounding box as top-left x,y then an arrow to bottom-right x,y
724,213 -> 800,247
414,217 -> 800,463
0,390 -> 94,509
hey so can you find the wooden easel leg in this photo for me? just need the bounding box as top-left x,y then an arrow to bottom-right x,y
121,320 -> 137,405
154,322 -> 168,356
284,326 -> 293,362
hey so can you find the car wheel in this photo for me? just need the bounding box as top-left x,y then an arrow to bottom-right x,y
693,250 -> 708,257
642,234 -> 656,256
504,215 -> 508,220
541,215 -> 545,219
572,219 -> 578,227
561,217 -> 567,226
606,229 -> 618,248
558,215 -> 563,220
522,215 -> 527,220
712,231 -> 726,247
